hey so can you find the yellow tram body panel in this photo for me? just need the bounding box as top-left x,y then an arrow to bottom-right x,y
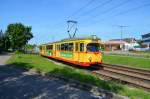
39,36 -> 102,66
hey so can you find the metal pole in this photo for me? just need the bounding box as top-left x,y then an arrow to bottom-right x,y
118,25 -> 128,51
121,26 -> 123,42
121,26 -> 123,51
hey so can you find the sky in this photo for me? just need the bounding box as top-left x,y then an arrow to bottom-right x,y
1,0 -> 150,45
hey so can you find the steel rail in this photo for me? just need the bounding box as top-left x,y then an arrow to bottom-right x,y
101,64 -> 150,80
102,63 -> 150,75
92,64 -> 150,91
93,70 -> 150,91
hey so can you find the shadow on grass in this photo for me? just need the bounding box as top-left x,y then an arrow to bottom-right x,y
49,66 -> 124,94
8,62 -> 33,70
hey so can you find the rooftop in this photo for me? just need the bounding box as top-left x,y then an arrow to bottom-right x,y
102,41 -> 128,45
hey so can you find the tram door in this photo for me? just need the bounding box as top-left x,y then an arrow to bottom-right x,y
79,43 -> 84,62
75,42 -> 79,62
75,42 -> 84,62
53,44 -> 56,57
55,44 -> 57,57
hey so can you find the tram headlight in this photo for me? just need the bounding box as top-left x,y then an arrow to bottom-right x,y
89,57 -> 92,62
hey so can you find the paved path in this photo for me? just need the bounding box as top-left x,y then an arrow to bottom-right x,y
0,66 -> 102,99
0,53 -> 12,65
0,54 -> 102,99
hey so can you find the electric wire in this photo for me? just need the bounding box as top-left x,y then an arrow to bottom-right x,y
68,0 -> 96,19
90,0 -> 131,19
51,0 -> 96,31
93,2 -> 150,24
77,0 -> 113,19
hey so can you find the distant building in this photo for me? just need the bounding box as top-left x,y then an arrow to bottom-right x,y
102,41 -> 129,51
109,38 -> 137,43
142,33 -> 150,49
103,38 -> 140,51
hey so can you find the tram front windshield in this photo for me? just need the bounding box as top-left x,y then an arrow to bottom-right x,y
87,43 -> 100,52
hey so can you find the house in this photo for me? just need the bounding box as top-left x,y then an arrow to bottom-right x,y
102,41 -> 129,51
109,38 -> 137,43
103,38 -> 140,51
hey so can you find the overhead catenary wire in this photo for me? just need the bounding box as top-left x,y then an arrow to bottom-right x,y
51,0 -> 96,30
90,0 -> 131,19
54,0 -> 113,27
113,2 -> 150,17
68,0 -> 96,19
52,0 -> 113,30
107,3 -> 150,22
78,0 -> 130,23
77,0 -> 113,19
82,2 -> 150,27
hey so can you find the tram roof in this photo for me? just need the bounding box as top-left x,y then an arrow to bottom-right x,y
40,35 -> 101,46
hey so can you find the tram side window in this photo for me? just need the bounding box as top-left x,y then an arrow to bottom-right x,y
80,43 -> 84,52
51,45 -> 53,50
61,43 -> 73,51
39,46 -> 42,50
61,44 -> 65,51
68,43 -> 73,51
64,43 -> 68,51
46,45 -> 53,50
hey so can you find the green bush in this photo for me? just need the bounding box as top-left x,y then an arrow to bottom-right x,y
14,50 -> 24,54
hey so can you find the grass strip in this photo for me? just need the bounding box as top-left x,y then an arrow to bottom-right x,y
103,54 -> 150,70
131,51 -> 150,54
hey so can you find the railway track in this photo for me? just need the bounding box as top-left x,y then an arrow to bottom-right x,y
45,57 -> 150,91
92,63 -> 150,91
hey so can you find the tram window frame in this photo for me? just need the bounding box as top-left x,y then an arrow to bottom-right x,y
58,44 -> 61,51
56,45 -> 59,51
68,43 -> 73,51
43,46 -> 45,50
80,43 -> 84,52
56,45 -> 58,50
75,43 -> 78,52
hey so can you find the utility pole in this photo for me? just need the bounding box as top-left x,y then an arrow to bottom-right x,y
117,25 -> 128,51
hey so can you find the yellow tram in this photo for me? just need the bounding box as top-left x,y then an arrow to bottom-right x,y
39,35 -> 102,67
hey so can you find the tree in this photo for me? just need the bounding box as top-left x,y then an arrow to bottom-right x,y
0,30 -> 8,52
0,30 -> 4,52
5,23 -> 33,50
3,32 -> 11,50
25,44 -> 36,50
